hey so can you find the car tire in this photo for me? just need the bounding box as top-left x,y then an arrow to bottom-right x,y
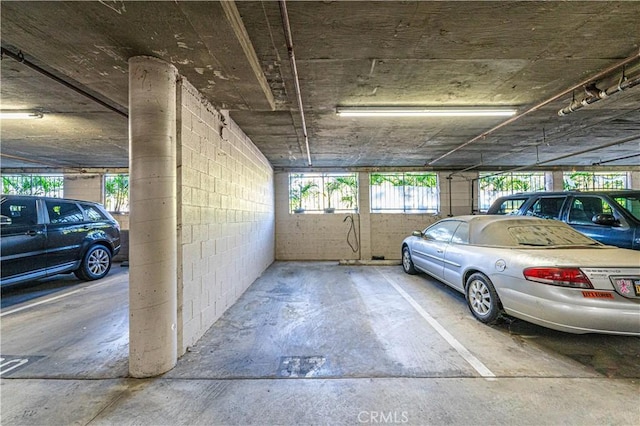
465,272 -> 501,324
402,246 -> 417,275
75,244 -> 112,281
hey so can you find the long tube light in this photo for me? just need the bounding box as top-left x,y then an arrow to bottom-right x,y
0,110 -> 44,119
336,106 -> 517,117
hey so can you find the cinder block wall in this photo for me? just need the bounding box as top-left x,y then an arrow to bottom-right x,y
369,214 -> 439,260
439,172 -> 476,217
64,174 -> 103,203
274,171 -> 471,261
177,80 -> 275,353
275,173 -> 359,260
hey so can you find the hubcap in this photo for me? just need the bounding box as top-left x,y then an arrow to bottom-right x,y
403,250 -> 411,270
469,279 -> 491,316
88,248 -> 109,275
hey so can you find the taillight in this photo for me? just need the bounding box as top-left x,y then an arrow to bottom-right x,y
523,267 -> 593,289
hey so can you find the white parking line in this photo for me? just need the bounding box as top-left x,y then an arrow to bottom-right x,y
0,274 -> 122,317
376,267 -> 496,379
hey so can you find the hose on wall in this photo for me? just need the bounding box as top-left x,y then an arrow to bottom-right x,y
343,214 -> 360,254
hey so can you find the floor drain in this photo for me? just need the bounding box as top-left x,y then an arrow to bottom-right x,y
278,356 -> 326,377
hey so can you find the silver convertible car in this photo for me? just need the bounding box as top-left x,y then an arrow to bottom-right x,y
401,215 -> 640,335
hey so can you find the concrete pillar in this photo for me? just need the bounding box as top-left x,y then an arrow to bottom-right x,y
128,56 -> 178,377
546,171 -> 564,191
358,173 -> 372,260
629,171 -> 640,190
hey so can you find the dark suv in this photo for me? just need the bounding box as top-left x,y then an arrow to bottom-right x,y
486,190 -> 640,250
1,195 -> 121,286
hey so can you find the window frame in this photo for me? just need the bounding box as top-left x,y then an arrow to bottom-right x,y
288,172 -> 359,214
370,172 -> 439,214
478,172 -> 546,213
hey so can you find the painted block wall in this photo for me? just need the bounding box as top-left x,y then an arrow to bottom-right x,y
275,173 -> 359,260
438,173 -> 476,217
64,174 -> 103,203
629,171 -> 640,189
275,172 -> 467,261
369,214 -> 439,260
177,80 -> 275,353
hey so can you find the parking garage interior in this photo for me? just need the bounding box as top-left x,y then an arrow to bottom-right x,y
1,2 -> 640,425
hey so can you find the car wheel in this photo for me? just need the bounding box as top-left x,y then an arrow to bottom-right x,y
465,272 -> 501,324
402,246 -> 417,275
75,244 -> 112,281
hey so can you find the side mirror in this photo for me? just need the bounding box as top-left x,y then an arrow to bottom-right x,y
592,213 -> 619,227
412,230 -> 423,238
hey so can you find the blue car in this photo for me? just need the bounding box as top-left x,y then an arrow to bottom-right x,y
486,190 -> 640,250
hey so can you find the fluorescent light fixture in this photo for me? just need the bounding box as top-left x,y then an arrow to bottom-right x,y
336,106 -> 517,117
0,110 -> 44,120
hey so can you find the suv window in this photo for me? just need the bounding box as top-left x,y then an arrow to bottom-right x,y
612,195 -> 640,221
525,196 -> 565,219
46,200 -> 84,224
0,198 -> 38,226
568,196 -> 628,227
492,197 -> 528,214
81,203 -> 107,221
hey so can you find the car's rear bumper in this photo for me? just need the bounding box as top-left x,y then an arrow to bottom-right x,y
497,284 -> 640,336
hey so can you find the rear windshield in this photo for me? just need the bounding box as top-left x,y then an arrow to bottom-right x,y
507,224 -> 598,247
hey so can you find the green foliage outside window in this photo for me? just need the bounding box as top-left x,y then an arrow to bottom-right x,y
370,172 -> 438,213
289,173 -> 358,213
104,174 -> 129,212
563,172 -> 627,191
1,175 -> 64,197
478,172 -> 545,212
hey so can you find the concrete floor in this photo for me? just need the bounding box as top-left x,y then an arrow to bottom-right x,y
1,262 -> 639,425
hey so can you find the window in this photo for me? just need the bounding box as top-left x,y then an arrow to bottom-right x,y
525,196 -> 565,219
567,196 -> 618,225
491,197 -> 528,215
81,203 -> 107,221
478,172 -> 545,212
46,200 -> 84,224
563,172 -> 628,190
1,174 -> 63,197
104,174 -> 129,212
424,220 -> 460,242
451,222 -> 469,244
289,173 -> 358,213
370,172 -> 438,213
613,194 -> 640,221
0,198 -> 38,226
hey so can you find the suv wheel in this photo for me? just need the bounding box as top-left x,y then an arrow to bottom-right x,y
75,244 -> 112,281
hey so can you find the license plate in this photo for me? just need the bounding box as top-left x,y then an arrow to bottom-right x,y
611,277 -> 640,298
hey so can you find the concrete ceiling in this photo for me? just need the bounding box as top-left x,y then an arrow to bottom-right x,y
1,1 -> 639,171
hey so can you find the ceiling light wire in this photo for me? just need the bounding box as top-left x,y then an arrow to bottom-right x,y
279,0 -> 312,167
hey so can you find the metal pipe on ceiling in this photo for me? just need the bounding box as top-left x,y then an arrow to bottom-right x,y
428,49 -> 640,166
1,46 -> 128,118
279,0 -> 313,167
558,74 -> 640,116
472,133 -> 640,180
591,152 -> 640,166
